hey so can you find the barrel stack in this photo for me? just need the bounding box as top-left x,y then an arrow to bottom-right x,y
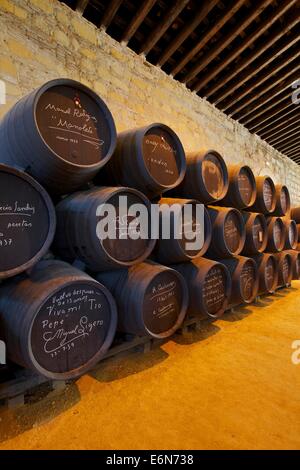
0,78 -> 298,384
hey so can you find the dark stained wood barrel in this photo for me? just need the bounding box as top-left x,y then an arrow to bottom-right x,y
219,256 -> 258,307
249,176 -> 276,214
297,225 -> 300,242
96,261 -> 188,338
171,258 -> 231,319
265,216 -> 285,252
54,186 -> 155,271
286,250 -> 300,280
291,207 -> 300,223
168,149 -> 229,203
251,253 -> 278,295
0,260 -> 117,380
282,218 -> 298,250
206,206 -> 246,258
240,212 -> 267,255
218,164 -> 256,209
0,79 -> 117,195
153,198 -> 211,264
275,251 -> 293,287
0,163 -> 56,279
271,185 -> 291,216
96,123 -> 186,199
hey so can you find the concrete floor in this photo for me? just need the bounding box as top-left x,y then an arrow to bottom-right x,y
1,282 -> 300,450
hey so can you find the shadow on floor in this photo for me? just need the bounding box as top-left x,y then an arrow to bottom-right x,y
221,305 -> 253,322
90,346 -> 169,383
0,382 -> 80,443
173,320 -> 220,345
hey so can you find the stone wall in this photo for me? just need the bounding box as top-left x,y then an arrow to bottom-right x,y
1,0 -> 299,203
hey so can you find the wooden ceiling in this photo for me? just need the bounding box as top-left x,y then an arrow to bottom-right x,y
60,0 -> 300,163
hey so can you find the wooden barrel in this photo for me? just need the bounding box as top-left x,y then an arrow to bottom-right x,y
171,258 -> 231,319
297,224 -> 300,242
0,163 -> 56,279
206,206 -> 246,258
153,198 -> 211,264
275,251 -> 293,287
291,207 -> 300,223
271,185 -> 291,216
218,164 -> 256,209
168,149 -> 229,203
96,123 -> 186,199
249,176 -> 276,214
265,217 -> 285,252
96,261 -> 188,338
282,218 -> 298,250
54,186 -> 155,271
0,260 -> 118,380
251,253 -> 278,295
0,79 -> 117,195
286,250 -> 300,280
219,256 -> 258,307
240,212 -> 267,255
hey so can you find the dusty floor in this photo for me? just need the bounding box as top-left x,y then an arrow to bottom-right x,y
1,282 -> 300,450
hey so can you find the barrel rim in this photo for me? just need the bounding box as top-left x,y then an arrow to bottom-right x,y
279,184 -> 291,215
97,185 -> 156,266
134,122 -> 187,190
222,207 -> 246,256
260,175 -> 276,213
26,277 -> 118,380
202,261 -> 231,318
0,163 -> 56,280
276,251 -> 293,286
235,165 -> 257,208
142,266 -> 188,338
238,257 -> 259,303
32,78 -> 117,170
255,253 -> 278,294
201,149 -> 229,202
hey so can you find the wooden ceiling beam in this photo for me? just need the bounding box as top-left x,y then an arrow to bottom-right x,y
242,98 -> 293,128
261,113 -> 300,140
170,0 -> 246,77
286,149 -> 300,159
157,0 -> 218,67
100,0 -> 123,30
225,63 -> 300,117
249,103 -> 297,133
267,121 -> 300,145
138,0 -> 189,56
121,0 -> 157,45
239,89 -> 293,126
268,125 -> 300,147
185,0 -> 272,86
202,4 -> 300,99
219,47 -> 300,112
76,0 -> 89,14
276,139 -> 300,154
212,30 -> 299,105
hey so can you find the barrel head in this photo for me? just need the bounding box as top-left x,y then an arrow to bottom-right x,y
202,152 -> 226,200
100,191 -> 152,263
252,216 -> 266,252
0,167 -> 53,278
224,211 -> 242,254
265,256 -> 277,292
240,260 -> 257,302
203,265 -> 227,316
238,167 -> 254,206
30,282 -> 113,377
36,84 -> 113,166
263,179 -> 274,212
143,270 -> 184,336
142,126 -> 181,186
